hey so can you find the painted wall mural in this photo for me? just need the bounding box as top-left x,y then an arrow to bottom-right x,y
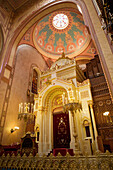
33,10 -> 91,59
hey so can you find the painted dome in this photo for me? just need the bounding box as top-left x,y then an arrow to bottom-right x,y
33,10 -> 91,59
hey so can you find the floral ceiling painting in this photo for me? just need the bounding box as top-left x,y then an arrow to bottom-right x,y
19,8 -> 97,61
33,10 -> 91,59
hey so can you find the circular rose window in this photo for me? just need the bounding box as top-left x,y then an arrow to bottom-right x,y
52,14 -> 69,30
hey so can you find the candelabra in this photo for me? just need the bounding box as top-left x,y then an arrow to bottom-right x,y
63,102 -> 82,155
18,102 -> 35,134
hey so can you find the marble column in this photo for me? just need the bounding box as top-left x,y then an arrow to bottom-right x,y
69,110 -> 75,150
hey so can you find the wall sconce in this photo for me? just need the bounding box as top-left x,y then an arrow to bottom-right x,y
11,126 -> 19,133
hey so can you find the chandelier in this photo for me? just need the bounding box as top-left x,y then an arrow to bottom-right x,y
18,102 -> 35,134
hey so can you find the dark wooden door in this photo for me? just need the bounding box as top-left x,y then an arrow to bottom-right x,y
53,113 -> 70,148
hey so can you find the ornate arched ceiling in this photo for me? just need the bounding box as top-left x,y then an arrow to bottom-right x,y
19,8 -> 97,63
33,10 -> 91,59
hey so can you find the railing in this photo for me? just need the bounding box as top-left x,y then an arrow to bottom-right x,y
0,151 -> 113,169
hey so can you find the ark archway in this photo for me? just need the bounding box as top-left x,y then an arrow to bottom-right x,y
36,85 -> 70,153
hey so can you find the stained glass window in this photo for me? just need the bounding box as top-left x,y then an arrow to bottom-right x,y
53,14 -> 69,30
32,69 -> 38,94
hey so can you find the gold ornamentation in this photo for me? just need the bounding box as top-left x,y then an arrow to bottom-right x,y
106,99 -> 111,105
0,151 -> 113,169
46,79 -> 52,85
80,90 -> 89,99
98,101 -> 103,106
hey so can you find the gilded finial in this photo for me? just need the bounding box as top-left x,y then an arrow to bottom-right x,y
61,51 -> 66,58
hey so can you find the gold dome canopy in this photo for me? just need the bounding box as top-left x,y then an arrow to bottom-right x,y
50,52 -> 72,70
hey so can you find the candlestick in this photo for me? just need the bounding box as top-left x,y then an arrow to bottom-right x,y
24,103 -> 26,113
28,103 -> 30,112
31,103 -> 34,113
26,104 -> 28,113
21,103 -> 23,113
19,104 -> 21,113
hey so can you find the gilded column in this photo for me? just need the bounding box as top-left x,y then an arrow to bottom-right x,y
69,110 -> 75,150
38,106 -> 44,155
88,101 -> 98,151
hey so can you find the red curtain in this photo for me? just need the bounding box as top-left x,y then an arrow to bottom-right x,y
53,113 -> 70,148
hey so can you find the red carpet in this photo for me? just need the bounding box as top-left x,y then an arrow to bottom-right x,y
53,148 -> 74,156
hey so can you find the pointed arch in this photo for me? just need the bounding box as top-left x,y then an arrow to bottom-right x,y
28,63 -> 40,95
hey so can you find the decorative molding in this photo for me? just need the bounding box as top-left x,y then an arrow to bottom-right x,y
5,64 -> 12,71
1,76 -> 9,84
80,90 -> 89,99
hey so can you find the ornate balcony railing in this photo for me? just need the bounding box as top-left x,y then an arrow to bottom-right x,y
0,151 -> 113,169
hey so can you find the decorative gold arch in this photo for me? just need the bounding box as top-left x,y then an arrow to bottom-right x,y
41,86 -> 67,113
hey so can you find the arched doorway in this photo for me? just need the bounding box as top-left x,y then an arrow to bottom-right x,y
36,84 -> 70,153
